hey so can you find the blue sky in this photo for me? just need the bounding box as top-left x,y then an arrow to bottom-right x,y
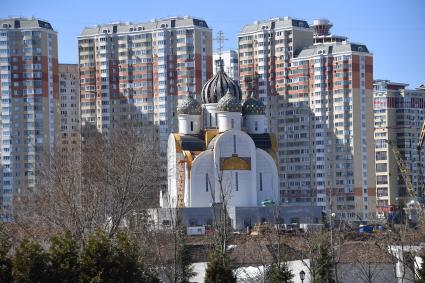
3,0 -> 425,87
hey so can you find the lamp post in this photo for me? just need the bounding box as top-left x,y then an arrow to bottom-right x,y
299,270 -> 305,283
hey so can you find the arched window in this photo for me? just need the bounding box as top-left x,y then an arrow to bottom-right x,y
190,121 -> 193,131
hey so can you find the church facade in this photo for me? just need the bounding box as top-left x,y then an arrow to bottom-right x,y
162,68 -> 280,210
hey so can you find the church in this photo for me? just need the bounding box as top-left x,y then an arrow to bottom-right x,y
162,66 -> 280,210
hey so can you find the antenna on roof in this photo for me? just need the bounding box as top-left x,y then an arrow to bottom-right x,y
213,30 -> 228,72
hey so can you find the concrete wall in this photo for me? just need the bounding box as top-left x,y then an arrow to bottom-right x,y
148,205 -> 323,230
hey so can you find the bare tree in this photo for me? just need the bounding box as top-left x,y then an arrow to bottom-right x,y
386,224 -> 424,282
12,125 -> 160,246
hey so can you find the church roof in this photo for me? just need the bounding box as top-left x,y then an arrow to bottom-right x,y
201,68 -> 242,104
242,93 -> 266,115
217,89 -> 242,112
248,133 -> 272,150
207,134 -> 220,150
177,94 -> 202,115
180,135 -> 205,151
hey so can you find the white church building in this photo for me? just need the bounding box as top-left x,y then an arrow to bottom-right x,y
162,67 -> 280,210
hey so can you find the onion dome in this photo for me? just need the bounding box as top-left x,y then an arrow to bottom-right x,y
177,94 -> 202,115
201,69 -> 242,104
242,93 -> 266,115
217,89 -> 242,112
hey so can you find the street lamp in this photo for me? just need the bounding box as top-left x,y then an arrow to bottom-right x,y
299,270 -> 305,283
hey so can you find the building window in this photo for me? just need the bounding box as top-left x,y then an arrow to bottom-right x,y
206,173 -> 209,192
376,163 -> 387,173
190,121 -> 193,131
235,172 -> 239,191
376,151 -> 387,161
259,173 -> 263,191
231,118 -> 234,129
255,121 -> 258,131
233,135 -> 237,153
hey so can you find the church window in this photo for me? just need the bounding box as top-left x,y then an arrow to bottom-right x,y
190,121 -> 193,131
235,172 -> 239,191
209,113 -> 212,127
231,119 -> 234,128
233,135 -> 237,153
259,173 -> 263,191
205,173 -> 209,192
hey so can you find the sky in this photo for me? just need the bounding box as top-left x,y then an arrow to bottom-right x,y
2,0 -> 425,88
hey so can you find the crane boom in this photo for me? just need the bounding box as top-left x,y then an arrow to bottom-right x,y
387,141 -> 423,218
417,119 -> 425,151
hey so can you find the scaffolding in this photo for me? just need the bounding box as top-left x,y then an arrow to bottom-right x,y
177,159 -> 185,208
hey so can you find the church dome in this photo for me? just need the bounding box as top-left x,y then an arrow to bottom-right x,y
177,94 -> 202,115
217,89 -> 242,112
201,69 -> 242,104
242,93 -> 266,115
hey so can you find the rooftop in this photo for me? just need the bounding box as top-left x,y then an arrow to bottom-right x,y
239,16 -> 311,34
296,41 -> 370,58
0,17 -> 54,31
79,16 -> 209,37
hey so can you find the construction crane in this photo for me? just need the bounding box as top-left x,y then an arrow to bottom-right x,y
416,118 -> 425,204
387,141 -> 424,224
417,118 -> 425,152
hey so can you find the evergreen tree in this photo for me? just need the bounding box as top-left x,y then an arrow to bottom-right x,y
313,242 -> 334,283
12,239 -> 50,283
265,262 -> 294,283
49,232 -> 80,283
0,226 -> 12,283
204,251 -> 236,283
80,229 -> 159,283
114,231 -> 159,283
79,229 -> 117,282
176,225 -> 195,283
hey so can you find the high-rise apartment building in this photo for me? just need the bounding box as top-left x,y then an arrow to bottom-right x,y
58,64 -> 80,155
238,17 -> 313,134
238,18 -> 376,220
287,42 -> 375,220
213,50 -> 239,81
0,18 -> 59,221
373,80 -> 425,211
78,16 -> 212,191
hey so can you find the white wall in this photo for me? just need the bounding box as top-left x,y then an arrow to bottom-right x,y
178,114 -> 202,135
203,103 -> 218,128
189,259 -> 311,283
244,115 -> 266,134
217,111 -> 242,132
256,148 -> 280,205
213,130 -> 257,207
189,150 -> 215,207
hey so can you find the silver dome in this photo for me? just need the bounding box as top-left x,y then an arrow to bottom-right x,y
242,93 -> 266,115
177,94 -> 202,115
217,89 -> 242,112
